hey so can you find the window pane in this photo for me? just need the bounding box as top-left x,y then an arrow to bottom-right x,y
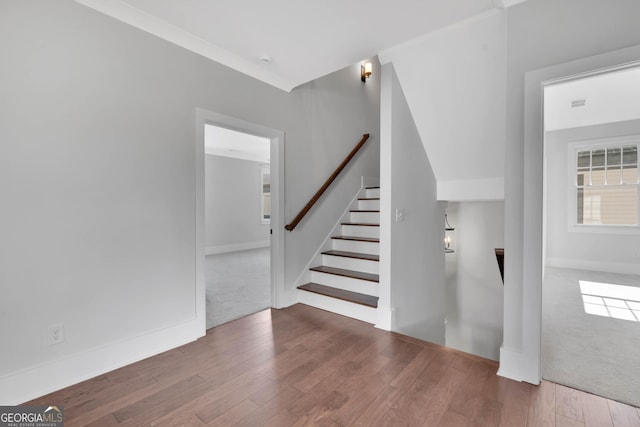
592,149 -> 605,168
577,151 -> 591,168
580,186 -> 638,225
577,171 -> 587,187
607,168 -> 622,185
607,147 -> 621,166
623,166 -> 638,185
623,145 -> 638,166
591,168 -> 605,186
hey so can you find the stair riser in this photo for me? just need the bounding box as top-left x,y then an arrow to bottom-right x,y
350,212 -> 379,223
321,254 -> 379,274
310,271 -> 379,296
298,291 -> 378,324
341,225 -> 379,238
331,239 -> 379,255
358,200 -> 380,210
365,188 -> 380,198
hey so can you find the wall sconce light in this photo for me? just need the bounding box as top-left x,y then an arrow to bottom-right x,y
361,62 -> 372,82
444,213 -> 455,253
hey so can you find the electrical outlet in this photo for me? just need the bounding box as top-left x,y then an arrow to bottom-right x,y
47,323 -> 65,346
395,209 -> 405,222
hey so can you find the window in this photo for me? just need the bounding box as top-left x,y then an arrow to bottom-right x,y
260,165 -> 271,224
573,140 -> 639,227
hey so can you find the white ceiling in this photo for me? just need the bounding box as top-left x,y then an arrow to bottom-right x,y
74,0 -> 511,92
544,66 -> 640,131
205,125 -> 270,163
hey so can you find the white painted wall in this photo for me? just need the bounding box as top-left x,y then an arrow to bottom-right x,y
503,0 -> 640,383
379,11 -> 506,201
204,155 -> 269,253
0,1 -> 379,404
445,202 -> 504,361
545,120 -> 640,275
380,64 -> 446,344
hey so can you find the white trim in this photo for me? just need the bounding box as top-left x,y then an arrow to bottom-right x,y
74,0 -> 296,92
512,43 -> 640,387
195,108 -> 288,311
0,319 -> 201,405
494,0 -> 529,9
437,178 -> 505,201
205,240 -> 270,256
546,257 -> 640,276
497,345 -> 526,382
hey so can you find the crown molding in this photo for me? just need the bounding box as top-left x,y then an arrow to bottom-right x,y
74,0 -> 296,92
493,0 -> 529,9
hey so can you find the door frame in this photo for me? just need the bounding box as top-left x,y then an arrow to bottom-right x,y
512,44 -> 640,384
195,108 -> 286,331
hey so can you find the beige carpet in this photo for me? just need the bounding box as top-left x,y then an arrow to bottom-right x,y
542,267 -> 640,407
205,247 -> 271,329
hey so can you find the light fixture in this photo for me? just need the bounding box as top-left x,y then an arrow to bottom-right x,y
361,62 -> 372,82
444,213 -> 455,253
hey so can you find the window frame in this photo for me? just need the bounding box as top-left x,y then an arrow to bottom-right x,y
567,135 -> 640,234
260,164 -> 271,225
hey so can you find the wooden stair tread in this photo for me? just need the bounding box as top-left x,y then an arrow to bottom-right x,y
365,186 -> 380,189
358,197 -> 380,201
310,266 -> 379,282
321,250 -> 379,261
341,222 -> 379,227
298,283 -> 378,308
331,236 -> 379,243
350,210 -> 380,213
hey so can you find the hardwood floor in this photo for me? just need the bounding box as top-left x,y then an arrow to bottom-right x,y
27,304 -> 640,426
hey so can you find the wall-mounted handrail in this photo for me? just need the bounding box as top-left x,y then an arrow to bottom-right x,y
285,133 -> 370,231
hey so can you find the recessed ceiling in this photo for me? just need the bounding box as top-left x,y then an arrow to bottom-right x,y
544,65 -> 640,131
75,0 -> 504,92
205,125 -> 270,163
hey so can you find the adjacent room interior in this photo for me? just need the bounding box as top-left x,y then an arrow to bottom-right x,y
204,124 -> 272,328
542,65 -> 640,407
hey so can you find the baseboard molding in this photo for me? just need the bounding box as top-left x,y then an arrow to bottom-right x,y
0,319 -> 203,405
546,257 -> 640,276
205,240 -> 270,255
497,345 -> 524,382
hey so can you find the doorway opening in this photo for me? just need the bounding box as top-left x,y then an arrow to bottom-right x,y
541,64 -> 640,407
195,109 -> 285,331
204,125 -> 271,328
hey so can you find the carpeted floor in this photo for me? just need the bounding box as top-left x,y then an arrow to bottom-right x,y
542,267 -> 640,407
205,247 -> 271,329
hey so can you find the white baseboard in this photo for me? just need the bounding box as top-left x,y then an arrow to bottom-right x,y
0,319 -> 203,405
497,345 -> 524,382
205,240 -> 270,255
546,257 -> 640,276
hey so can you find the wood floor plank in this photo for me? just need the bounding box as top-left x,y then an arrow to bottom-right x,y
581,392 -> 614,427
527,380 -> 556,427
21,305 -> 640,427
499,379 -> 531,427
556,383 -> 585,423
608,399 -> 640,427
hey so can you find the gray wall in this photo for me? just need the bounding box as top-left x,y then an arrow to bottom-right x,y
0,0 -> 379,402
445,202 -> 504,361
545,120 -> 640,274
205,155 -> 269,250
503,0 -> 640,373
387,65 -> 446,344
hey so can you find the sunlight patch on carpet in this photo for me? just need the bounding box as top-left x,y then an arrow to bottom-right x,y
580,280 -> 640,322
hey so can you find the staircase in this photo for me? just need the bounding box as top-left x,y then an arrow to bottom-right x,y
297,187 -> 380,324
